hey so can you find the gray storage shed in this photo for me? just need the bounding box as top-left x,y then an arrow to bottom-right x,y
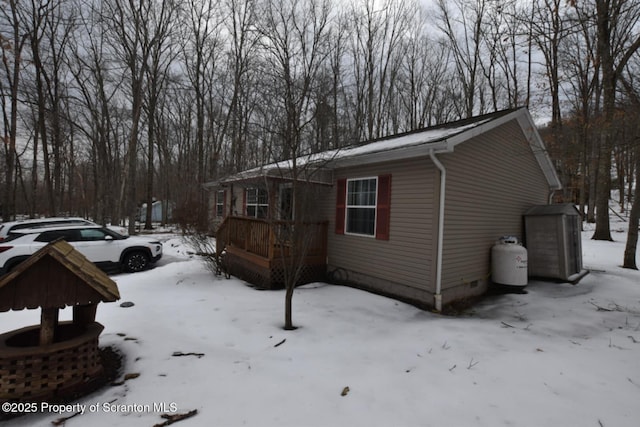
524,204 -> 588,283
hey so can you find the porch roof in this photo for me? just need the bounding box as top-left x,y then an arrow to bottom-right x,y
205,166 -> 334,187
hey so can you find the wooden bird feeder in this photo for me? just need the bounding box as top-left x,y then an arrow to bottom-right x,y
0,240 -> 120,403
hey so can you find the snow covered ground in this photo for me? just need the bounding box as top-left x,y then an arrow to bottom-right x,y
2,221 -> 639,427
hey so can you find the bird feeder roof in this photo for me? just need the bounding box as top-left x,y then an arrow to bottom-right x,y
0,239 -> 120,312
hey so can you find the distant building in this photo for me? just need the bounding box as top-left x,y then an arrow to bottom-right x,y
139,200 -> 173,223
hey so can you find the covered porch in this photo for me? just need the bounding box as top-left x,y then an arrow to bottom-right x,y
215,216 -> 328,289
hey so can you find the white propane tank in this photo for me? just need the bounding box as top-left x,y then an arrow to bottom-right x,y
491,236 -> 528,287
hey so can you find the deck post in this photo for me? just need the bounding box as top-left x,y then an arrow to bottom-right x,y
268,223 -> 275,260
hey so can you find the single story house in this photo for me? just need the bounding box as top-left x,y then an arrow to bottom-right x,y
204,108 -> 562,310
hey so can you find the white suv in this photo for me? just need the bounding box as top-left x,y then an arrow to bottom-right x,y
0,217 -> 96,241
0,225 -> 162,275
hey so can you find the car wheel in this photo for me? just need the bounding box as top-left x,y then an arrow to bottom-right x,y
123,251 -> 150,273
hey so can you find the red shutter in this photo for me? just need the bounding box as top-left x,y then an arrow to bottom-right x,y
243,189 -> 247,217
376,174 -> 391,240
223,190 -> 228,218
335,178 -> 347,234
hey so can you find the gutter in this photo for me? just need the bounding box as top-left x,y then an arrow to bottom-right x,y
429,149 -> 446,312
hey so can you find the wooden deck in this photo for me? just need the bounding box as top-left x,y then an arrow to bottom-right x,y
215,216 -> 328,288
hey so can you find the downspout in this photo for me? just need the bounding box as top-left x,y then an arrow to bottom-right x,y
429,150 -> 446,312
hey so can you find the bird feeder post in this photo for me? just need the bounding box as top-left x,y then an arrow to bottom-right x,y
39,307 -> 59,346
73,303 -> 98,327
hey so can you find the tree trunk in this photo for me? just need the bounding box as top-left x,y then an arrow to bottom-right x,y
145,102 -> 155,230
587,137 -> 599,222
284,285 -> 295,330
592,133 -> 613,240
623,142 -> 640,269
592,0 -> 615,241
1,0 -> 24,222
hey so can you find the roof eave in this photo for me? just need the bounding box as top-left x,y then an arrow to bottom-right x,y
206,108 -> 562,191
514,110 -> 563,191
329,140 -> 451,168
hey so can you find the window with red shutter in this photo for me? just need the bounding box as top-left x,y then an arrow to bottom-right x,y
338,175 -> 391,239
223,190 -> 227,218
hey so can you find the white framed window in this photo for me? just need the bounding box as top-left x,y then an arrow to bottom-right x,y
345,177 -> 377,236
246,188 -> 268,218
216,190 -> 225,217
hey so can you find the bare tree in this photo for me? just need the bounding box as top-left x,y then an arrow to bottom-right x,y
592,0 -> 640,241
348,0 -> 412,140
223,0 -> 261,173
397,8 -> 452,129
559,4 -> 601,220
529,0 -> 571,130
258,0 -> 332,330
623,139 -> 639,268
68,0 -> 125,224
319,11 -> 350,150
0,0 -> 28,220
179,0 -> 222,228
23,0 -> 77,215
434,0 -> 488,118
620,62 -> 640,269
101,0 -> 169,233
141,1 -> 179,229
481,0 -> 530,110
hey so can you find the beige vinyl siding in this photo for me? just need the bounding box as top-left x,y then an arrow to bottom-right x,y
439,120 -> 550,302
324,157 -> 436,301
211,111 -> 557,308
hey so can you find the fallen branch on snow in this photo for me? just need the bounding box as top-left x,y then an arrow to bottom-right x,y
51,411 -> 81,425
52,399 -> 117,425
111,373 -> 140,386
153,409 -> 198,427
590,302 -> 618,312
172,351 -> 205,358
467,358 -> 479,369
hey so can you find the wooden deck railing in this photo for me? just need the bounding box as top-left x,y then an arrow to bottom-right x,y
215,216 -> 328,262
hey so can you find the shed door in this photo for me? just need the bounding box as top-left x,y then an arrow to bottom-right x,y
566,216 -> 581,274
